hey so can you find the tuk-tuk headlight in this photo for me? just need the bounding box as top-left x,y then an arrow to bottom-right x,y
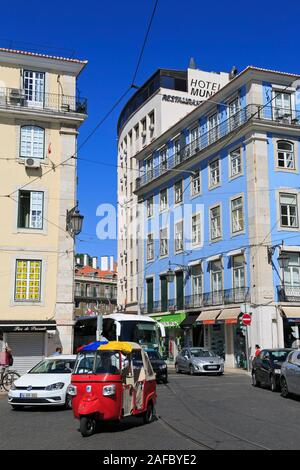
103,384 -> 116,397
67,384 -> 77,396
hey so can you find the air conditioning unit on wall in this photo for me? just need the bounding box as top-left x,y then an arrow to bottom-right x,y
25,158 -> 41,169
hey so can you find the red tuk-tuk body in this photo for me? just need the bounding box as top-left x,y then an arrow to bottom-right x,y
69,341 -> 157,436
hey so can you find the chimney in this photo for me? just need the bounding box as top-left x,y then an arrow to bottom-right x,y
100,256 -> 108,271
92,257 -> 98,269
188,57 -> 197,69
83,254 -> 89,266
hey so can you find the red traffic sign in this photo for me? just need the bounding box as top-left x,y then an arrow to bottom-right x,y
241,313 -> 252,326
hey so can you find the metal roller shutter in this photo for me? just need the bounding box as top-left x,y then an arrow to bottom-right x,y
6,333 -> 45,375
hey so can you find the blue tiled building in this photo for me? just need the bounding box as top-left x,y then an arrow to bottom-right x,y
134,66 -> 300,367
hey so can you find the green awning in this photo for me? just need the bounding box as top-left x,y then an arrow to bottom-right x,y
152,312 -> 186,328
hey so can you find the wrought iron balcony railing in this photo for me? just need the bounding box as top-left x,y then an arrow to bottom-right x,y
135,104 -> 300,190
277,285 -> 300,302
0,87 -> 87,115
141,287 -> 250,315
75,288 -> 116,301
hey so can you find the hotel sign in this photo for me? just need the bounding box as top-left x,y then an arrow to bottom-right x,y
188,68 -> 229,99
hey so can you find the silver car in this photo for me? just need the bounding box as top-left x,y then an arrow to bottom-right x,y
280,350 -> 300,398
175,347 -> 224,375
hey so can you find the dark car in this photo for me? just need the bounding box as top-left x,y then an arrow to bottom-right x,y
144,349 -> 168,384
252,348 -> 292,392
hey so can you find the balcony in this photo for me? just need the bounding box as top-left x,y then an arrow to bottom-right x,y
0,87 -> 87,115
277,285 -> 300,303
135,104 -> 300,190
75,288 -> 116,302
141,287 -> 250,315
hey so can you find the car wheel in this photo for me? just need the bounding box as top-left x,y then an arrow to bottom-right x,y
270,374 -> 278,392
189,365 -> 194,376
252,371 -> 260,387
143,401 -> 154,424
281,377 -> 290,398
175,363 -> 180,374
65,394 -> 72,410
80,415 -> 97,437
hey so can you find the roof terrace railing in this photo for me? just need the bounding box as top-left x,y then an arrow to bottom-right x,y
135,104 -> 300,190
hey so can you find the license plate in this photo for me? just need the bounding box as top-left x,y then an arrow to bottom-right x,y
207,366 -> 218,370
20,393 -> 37,398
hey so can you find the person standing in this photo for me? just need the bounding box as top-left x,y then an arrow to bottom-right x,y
254,344 -> 262,357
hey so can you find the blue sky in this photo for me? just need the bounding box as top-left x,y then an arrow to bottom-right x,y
3,0 -> 300,261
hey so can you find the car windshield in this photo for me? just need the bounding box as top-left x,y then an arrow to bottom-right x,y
29,359 -> 75,374
269,351 -> 290,363
146,351 -> 162,361
73,351 -> 121,375
190,348 -> 216,358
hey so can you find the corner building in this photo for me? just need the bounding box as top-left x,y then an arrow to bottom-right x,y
134,66 -> 300,367
0,48 -> 87,373
117,65 -> 230,314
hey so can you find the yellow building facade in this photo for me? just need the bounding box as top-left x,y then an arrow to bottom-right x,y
0,48 -> 87,373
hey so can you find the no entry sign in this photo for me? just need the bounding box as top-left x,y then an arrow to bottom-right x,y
242,313 -> 252,326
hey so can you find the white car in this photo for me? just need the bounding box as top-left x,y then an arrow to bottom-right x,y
8,355 -> 76,410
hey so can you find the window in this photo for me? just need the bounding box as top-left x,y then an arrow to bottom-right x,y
190,126 -> 199,154
145,156 -> 153,180
175,220 -> 183,253
231,196 -> 244,233
18,191 -> 44,229
208,113 -> 218,143
160,228 -> 168,257
147,196 -> 153,218
149,111 -> 155,136
191,170 -> 201,197
228,97 -> 240,130
209,159 -> 220,188
15,260 -> 42,301
147,234 -> 154,261
24,70 -> 45,107
277,141 -> 295,169
160,189 -> 168,211
274,92 -> 292,120
282,253 -> 300,288
174,180 -> 183,204
280,193 -> 298,228
141,118 -> 147,145
160,147 -> 168,173
174,138 -> 181,165
191,265 -> 202,297
130,261 -> 133,276
232,255 -> 245,289
230,148 -> 242,177
192,213 -> 201,246
210,205 -> 221,240
135,124 -> 139,140
20,125 -> 44,159
211,260 -> 223,292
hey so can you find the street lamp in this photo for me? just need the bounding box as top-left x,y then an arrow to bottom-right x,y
277,253 -> 290,288
66,206 -> 84,238
165,261 -> 190,283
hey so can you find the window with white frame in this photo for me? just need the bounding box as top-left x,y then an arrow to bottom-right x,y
211,260 -> 223,292
192,213 -> 201,246
141,118 -> 147,145
175,220 -> 183,253
15,259 -> 42,301
191,170 -> 201,197
160,189 -> 168,211
147,196 -> 153,218
228,97 -> 240,130
159,228 -> 168,257
174,138 -> 181,165
191,265 -> 202,297
174,180 -> 183,204
147,234 -> 154,261
18,190 -> 44,229
160,147 -> 168,172
230,148 -> 242,177
208,112 -> 218,143
210,205 -> 221,240
209,159 -> 220,188
232,255 -> 245,289
274,92 -> 292,120
190,126 -> 199,154
23,70 -> 45,107
145,156 -> 153,179
20,125 -> 45,159
280,193 -> 298,228
231,196 -> 244,233
277,141 -> 295,169
282,253 -> 300,287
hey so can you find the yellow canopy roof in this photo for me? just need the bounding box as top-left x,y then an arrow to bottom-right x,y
98,341 -> 139,354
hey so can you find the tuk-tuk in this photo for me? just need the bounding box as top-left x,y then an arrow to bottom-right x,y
68,340 -> 157,437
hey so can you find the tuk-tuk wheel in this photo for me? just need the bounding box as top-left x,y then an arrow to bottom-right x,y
143,401 -> 154,424
80,415 -> 96,437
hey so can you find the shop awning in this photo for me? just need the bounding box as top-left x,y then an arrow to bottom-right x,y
281,307 -> 300,323
217,308 -> 241,324
180,314 -> 199,328
196,310 -> 221,325
152,312 -> 186,328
